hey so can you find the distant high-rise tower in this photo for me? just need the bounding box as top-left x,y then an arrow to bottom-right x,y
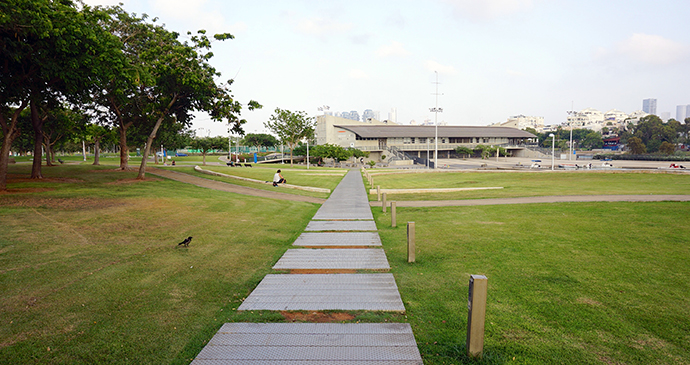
642,98 -> 657,115
388,108 -> 397,124
677,105 -> 690,122
362,109 -> 379,122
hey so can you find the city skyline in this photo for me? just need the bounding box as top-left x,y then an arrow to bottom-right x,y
83,0 -> 690,137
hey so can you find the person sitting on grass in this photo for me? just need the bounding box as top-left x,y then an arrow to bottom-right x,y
273,169 -> 286,187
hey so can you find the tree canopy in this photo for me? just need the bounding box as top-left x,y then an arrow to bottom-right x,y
264,108 -> 314,166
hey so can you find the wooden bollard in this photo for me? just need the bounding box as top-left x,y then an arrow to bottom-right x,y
466,275 -> 488,358
407,222 -> 415,263
382,193 -> 387,213
377,185 -> 381,201
391,202 -> 396,227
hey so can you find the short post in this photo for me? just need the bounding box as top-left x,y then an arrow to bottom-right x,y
407,222 -> 415,263
377,185 -> 381,201
391,202 -> 397,227
382,193 -> 387,213
466,275 -> 488,358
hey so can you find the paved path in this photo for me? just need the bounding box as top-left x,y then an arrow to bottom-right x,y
147,167 -> 325,204
193,169 -> 422,364
369,194 -> 690,207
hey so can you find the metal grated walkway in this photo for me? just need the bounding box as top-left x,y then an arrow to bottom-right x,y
292,232 -> 382,247
192,323 -> 422,364
194,169 -> 422,364
273,249 -> 390,270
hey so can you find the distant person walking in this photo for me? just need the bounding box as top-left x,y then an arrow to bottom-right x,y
273,169 -> 286,187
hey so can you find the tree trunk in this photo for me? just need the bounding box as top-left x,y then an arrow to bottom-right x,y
202,152 -> 206,166
0,100 -> 28,190
43,134 -> 54,167
118,126 -> 129,170
93,140 -> 100,165
137,117 -> 165,179
137,96 -> 177,179
30,99 -> 43,179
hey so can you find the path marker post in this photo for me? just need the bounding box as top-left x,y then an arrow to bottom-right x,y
466,275 -> 488,358
407,222 -> 415,263
391,202 -> 396,227
377,186 -> 381,201
382,193 -> 387,213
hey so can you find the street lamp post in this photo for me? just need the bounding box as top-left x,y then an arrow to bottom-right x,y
567,104 -> 576,161
429,71 -> 443,169
549,133 -> 555,170
306,139 -> 309,170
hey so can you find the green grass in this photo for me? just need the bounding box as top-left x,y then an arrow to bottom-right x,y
3,165 -> 689,364
0,164 -> 325,364
374,202 -> 690,364
366,171 -> 690,201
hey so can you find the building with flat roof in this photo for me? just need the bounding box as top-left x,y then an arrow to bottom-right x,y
643,98 -> 657,115
316,115 -> 536,163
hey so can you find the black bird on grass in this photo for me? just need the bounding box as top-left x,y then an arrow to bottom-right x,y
177,236 -> 193,247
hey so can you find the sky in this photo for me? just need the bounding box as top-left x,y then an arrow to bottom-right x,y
83,0 -> 690,137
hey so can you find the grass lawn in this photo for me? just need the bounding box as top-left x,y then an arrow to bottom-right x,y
0,164 -> 323,364
168,165 -> 345,200
374,201 -> 690,364
2,164 -> 689,364
365,171 -> 690,201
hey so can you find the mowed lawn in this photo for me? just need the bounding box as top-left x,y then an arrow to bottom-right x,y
375,201 -> 690,364
2,164 -> 689,364
0,164 -> 321,364
366,170 -> 690,201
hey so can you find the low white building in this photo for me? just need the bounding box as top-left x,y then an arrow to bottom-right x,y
493,115 -> 544,130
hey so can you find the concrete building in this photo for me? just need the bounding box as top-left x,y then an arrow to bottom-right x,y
493,114 -> 544,130
677,105 -> 690,122
316,115 -> 536,163
643,98 -> 657,115
362,109 -> 380,122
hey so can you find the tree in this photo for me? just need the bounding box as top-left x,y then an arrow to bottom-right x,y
627,137 -> 646,154
189,136 -> 226,165
264,108 -> 315,166
580,131 -> 603,150
1,0 -> 121,189
243,133 -> 278,151
455,146 -> 473,158
131,27 -> 259,179
659,141 -> 676,155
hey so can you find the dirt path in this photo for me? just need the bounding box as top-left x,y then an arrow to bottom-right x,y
369,195 -> 690,207
147,168 -> 326,204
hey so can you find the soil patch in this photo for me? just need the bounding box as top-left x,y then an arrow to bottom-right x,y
6,175 -> 83,184
105,177 -> 162,185
0,188 -> 55,195
281,311 -> 356,323
0,197 -> 124,210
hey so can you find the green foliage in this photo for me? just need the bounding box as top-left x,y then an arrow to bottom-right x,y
455,146 -> 473,157
189,136 -> 227,165
659,141 -> 676,155
264,108 -> 315,166
243,133 -> 278,149
627,136 -> 646,154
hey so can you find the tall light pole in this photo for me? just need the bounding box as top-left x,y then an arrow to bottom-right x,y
567,102 -> 575,161
306,139 -> 309,170
549,133 -> 555,170
429,71 -> 443,169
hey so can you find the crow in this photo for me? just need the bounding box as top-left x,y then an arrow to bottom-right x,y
177,236 -> 193,247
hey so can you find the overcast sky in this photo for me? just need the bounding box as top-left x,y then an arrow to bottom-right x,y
84,0 -> 690,137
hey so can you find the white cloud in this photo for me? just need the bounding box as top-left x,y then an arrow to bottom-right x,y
81,0 -> 121,6
443,0 -> 533,19
295,17 -> 353,36
616,33 -> 689,65
152,0 -> 227,34
506,69 -> 526,77
425,60 -> 458,75
377,41 -> 410,58
349,69 -> 369,79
